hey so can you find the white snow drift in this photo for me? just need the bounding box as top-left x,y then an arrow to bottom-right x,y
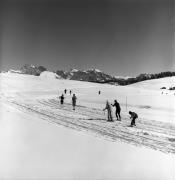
39,71 -> 60,79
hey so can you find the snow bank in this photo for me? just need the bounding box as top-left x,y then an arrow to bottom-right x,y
39,71 -> 60,79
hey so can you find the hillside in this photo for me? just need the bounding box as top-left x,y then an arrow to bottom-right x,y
1,72 -> 175,128
129,76 -> 175,92
0,72 -> 175,179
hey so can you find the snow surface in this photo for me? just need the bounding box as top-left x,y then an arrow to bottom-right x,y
0,72 -> 175,179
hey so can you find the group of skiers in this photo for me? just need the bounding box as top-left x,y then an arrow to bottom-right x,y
64,89 -> 72,95
59,89 -> 138,127
103,100 -> 121,121
59,89 -> 77,110
103,100 -> 138,127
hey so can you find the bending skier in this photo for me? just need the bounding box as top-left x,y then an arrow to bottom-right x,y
129,111 -> 138,127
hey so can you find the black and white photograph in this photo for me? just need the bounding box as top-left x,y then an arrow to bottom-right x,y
0,0 -> 175,179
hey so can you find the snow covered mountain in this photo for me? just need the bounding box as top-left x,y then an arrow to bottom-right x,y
20,64 -> 47,76
12,64 -> 175,85
56,68 -> 116,83
19,65 -> 116,83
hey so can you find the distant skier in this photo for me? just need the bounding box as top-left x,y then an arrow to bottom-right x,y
112,100 -> 121,120
103,100 -> 113,122
64,89 -> 67,94
72,94 -> 77,110
98,90 -> 101,95
129,111 -> 138,127
59,94 -> 64,105
70,90 -> 72,95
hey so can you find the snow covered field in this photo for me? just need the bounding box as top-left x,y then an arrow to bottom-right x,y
0,72 -> 175,179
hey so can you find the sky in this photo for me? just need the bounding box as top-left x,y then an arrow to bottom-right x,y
0,0 -> 174,76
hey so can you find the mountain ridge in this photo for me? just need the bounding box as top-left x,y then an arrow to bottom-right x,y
4,64 -> 175,86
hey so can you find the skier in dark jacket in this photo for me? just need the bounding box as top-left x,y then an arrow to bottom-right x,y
72,94 -> 77,110
64,89 -> 67,94
59,94 -> 64,104
129,111 -> 138,126
112,100 -> 121,120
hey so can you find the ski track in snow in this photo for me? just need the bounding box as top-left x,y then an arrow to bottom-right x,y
3,97 -> 175,154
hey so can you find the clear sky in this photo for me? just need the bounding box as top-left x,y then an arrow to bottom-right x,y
0,0 -> 174,76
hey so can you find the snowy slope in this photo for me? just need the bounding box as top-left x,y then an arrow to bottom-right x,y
1,72 -> 175,123
130,76 -> 175,92
0,72 -> 175,179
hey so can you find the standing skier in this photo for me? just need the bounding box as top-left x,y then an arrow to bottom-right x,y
72,94 -> 77,110
70,90 -> 72,95
59,94 -> 64,105
64,89 -> 67,94
112,100 -> 121,120
129,111 -> 138,126
103,100 -> 113,122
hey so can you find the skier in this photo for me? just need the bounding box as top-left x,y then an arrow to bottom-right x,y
103,100 -> 113,122
70,90 -> 72,95
72,94 -> 77,110
112,100 -> 121,120
64,89 -> 67,94
98,90 -> 101,95
59,94 -> 64,105
129,111 -> 138,127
